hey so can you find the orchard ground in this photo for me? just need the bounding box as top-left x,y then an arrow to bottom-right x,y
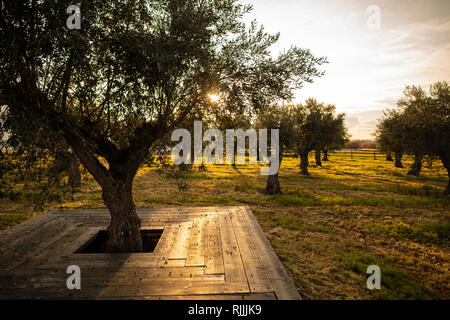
1,151 -> 449,300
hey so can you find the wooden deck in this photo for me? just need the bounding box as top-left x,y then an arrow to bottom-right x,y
0,206 -> 300,300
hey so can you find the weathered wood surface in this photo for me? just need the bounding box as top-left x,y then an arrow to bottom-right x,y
0,206 -> 300,300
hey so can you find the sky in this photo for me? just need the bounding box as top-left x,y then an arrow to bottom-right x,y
242,0 -> 450,139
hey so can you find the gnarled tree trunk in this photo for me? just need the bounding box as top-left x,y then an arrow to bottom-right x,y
299,151 -> 310,175
322,149 -> 329,161
266,152 -> 282,195
394,152 -> 403,168
407,154 -> 423,176
102,177 -> 143,252
315,149 -> 322,166
65,131 -> 146,253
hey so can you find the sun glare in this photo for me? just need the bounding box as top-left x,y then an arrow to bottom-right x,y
208,93 -> 221,103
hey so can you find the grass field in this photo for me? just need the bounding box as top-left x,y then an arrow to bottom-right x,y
1,152 -> 449,300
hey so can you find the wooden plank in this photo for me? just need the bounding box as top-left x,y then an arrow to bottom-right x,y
0,281 -> 249,299
204,214 -> 224,275
153,224 -> 178,257
0,217 -> 75,273
36,227 -> 104,268
106,295 -> 243,300
99,281 -> 249,298
157,294 -> 243,300
53,253 -> 163,268
0,211 -> 56,246
0,216 -> 65,255
243,292 -> 277,300
218,211 -> 247,285
229,208 -> 273,293
0,206 -> 298,300
240,207 -> 300,300
168,222 -> 193,260
185,218 -> 206,267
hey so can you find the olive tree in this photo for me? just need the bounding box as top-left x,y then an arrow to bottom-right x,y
0,0 -> 326,251
375,110 -> 407,168
313,105 -> 349,164
256,104 -> 298,194
398,82 -> 450,193
294,99 -> 346,174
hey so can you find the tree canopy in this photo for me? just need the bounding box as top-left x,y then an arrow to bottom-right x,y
375,81 -> 450,194
0,0 -> 327,251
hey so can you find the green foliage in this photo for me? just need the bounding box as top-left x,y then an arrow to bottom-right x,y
293,98 -> 348,154
374,109 -> 408,155
375,81 -> 450,194
0,0 -> 327,189
0,152 -> 72,211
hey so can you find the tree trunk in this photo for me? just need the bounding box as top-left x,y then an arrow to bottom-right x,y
322,150 -> 329,161
299,151 -> 310,175
315,149 -> 322,166
266,153 -> 282,195
54,151 -> 81,189
102,179 -> 143,253
232,137 -> 237,168
394,152 -> 403,168
68,153 -> 81,189
407,154 -> 423,176
440,153 -> 450,196
386,150 -> 393,161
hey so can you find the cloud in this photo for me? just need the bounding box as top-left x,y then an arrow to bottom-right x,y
243,0 -> 450,139
346,116 -> 360,129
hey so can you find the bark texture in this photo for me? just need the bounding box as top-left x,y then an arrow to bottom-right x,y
315,149 -> 322,166
407,154 -> 423,176
394,152 -> 404,168
266,153 -> 282,195
102,178 -> 143,252
299,151 -> 310,175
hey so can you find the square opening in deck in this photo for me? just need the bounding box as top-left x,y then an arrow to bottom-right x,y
75,229 -> 163,253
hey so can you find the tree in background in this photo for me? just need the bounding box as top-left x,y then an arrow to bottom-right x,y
0,0 -> 326,252
375,81 -> 449,195
385,148 -> 394,162
316,106 -> 349,162
294,99 -> 320,175
256,104 -> 298,194
398,82 -> 450,193
1,108 -> 81,189
395,86 -> 429,176
294,98 -> 348,174
375,110 -> 407,168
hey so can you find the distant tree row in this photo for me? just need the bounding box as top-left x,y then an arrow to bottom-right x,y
256,98 -> 350,194
375,81 -> 450,195
343,140 -> 379,150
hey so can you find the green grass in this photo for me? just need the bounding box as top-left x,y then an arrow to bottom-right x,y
372,221 -> 450,246
0,212 -> 38,230
267,216 -> 303,230
269,194 -> 450,208
335,249 -> 434,300
1,152 -> 449,299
